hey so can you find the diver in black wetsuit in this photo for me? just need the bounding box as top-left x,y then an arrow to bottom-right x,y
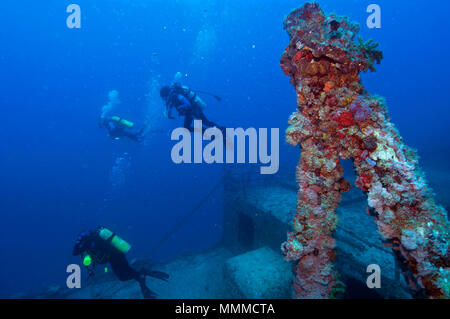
100,116 -> 147,142
160,84 -> 224,133
73,226 -> 169,299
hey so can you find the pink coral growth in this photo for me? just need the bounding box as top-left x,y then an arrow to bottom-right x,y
349,97 -> 372,122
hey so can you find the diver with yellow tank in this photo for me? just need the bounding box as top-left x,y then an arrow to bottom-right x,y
73,226 -> 169,299
100,115 -> 147,142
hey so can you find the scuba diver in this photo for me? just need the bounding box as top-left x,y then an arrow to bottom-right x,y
160,83 -> 225,133
73,226 -> 169,299
100,115 -> 147,142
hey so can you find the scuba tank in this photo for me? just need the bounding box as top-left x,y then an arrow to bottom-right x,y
111,116 -> 134,128
98,227 -> 132,254
173,71 -> 183,84
172,85 -> 206,110
170,72 -> 220,108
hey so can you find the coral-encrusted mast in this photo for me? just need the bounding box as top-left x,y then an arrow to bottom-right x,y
280,2 -> 449,299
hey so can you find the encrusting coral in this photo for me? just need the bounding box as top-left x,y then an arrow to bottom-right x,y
280,2 -> 449,299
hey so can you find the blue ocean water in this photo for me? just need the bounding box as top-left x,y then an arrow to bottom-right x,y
0,0 -> 449,297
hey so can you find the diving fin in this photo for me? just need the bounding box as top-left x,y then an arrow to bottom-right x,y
142,269 -> 169,282
139,282 -> 158,299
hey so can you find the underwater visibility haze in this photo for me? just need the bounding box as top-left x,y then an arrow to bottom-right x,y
0,0 -> 449,299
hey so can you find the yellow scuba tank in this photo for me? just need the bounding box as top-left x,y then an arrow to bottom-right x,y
111,116 -> 134,128
98,228 -> 131,254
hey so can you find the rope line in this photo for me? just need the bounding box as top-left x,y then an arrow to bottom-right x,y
148,176 -> 225,255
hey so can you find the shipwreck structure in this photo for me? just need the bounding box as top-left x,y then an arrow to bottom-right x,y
280,3 -> 449,298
